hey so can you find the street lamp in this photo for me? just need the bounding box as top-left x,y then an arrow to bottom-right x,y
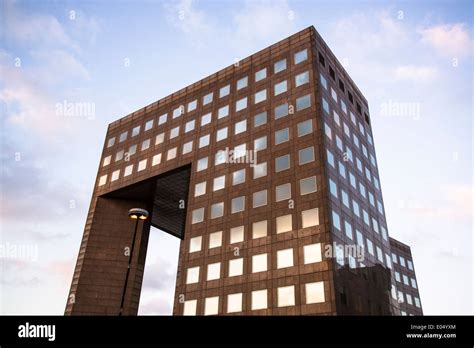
119,208 -> 149,316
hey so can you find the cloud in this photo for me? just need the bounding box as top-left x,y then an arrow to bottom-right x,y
141,255 -> 177,291
139,297 -> 172,315
394,65 -> 438,82
418,23 -> 473,58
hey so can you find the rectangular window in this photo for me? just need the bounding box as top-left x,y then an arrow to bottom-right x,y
294,48 -> 308,64
254,89 -> 267,104
305,281 -> 325,304
199,134 -> 210,148
276,214 -> 292,234
219,84 -> 230,98
277,248 -> 294,269
254,111 -> 267,127
303,243 -> 322,264
230,226 -> 244,244
210,202 -> 224,219
297,119 -> 312,137
232,169 -> 245,185
227,293 -> 242,313
234,119 -> 247,135
145,119 -> 153,131
299,146 -> 315,165
189,236 -> 202,253
275,154 -> 290,172
275,128 -> 289,145
152,153 -> 162,166
119,131 -> 128,143
277,285 -> 295,307
201,112 -> 211,126
300,176 -> 317,195
216,127 -> 228,142
274,80 -> 287,96
170,126 -> 179,139
275,102 -> 289,119
254,136 -> 267,151
302,208 -> 319,228
295,71 -> 309,87
173,106 -> 183,119
132,125 -> 140,137
197,157 -> 208,172
237,76 -> 248,90
274,58 -> 286,73
255,68 -> 267,82
204,296 -> 218,316
186,266 -> 200,284
213,175 -> 225,191
296,94 -> 311,111
252,190 -> 267,208
192,208 -> 204,224
194,181 -> 206,197
251,289 -> 267,310
252,253 -> 267,273
275,183 -> 291,202
107,137 -> 115,148
253,162 -> 267,179
158,113 -> 167,125
228,258 -> 243,277
231,196 -> 245,213
203,92 -> 213,105
218,105 -> 229,119
252,220 -> 267,239
187,100 -> 197,112
138,159 -> 147,171
207,262 -> 221,280
236,97 -> 247,112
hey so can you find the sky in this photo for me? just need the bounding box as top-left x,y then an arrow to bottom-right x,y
0,0 -> 472,315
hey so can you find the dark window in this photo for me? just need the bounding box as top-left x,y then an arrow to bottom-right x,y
356,102 -> 362,114
329,66 -> 335,80
364,112 -> 370,125
348,91 -> 354,104
339,79 -> 345,92
318,52 -> 325,67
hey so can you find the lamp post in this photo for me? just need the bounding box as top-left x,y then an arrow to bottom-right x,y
119,208 -> 149,316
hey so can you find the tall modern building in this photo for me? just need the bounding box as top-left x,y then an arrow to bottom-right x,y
65,26 -> 422,316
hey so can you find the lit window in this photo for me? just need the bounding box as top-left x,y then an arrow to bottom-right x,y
158,113 -> 167,125
255,68 -> 267,82
203,92 -> 213,105
213,175 -> 225,191
219,84 -> 230,98
98,174 -> 107,186
276,214 -> 292,234
305,281 -> 325,304
274,102 -> 289,120
102,155 -> 111,167
275,183 -> 291,202
254,89 -> 267,104
152,153 -> 162,166
218,105 -> 229,119
155,133 -> 165,145
254,136 -> 267,151
277,285 -> 295,307
231,196 -> 245,213
297,119 -> 312,137
204,296 -> 219,316
207,262 -> 221,281
124,164 -> 133,177
304,243 -> 322,264
183,300 -> 197,316
201,112 -> 211,126
167,147 -> 177,160
274,80 -> 287,96
274,58 -> 286,73
199,134 -> 210,148
295,71 -> 309,87
210,202 -> 224,219
275,154 -> 290,172
194,181 -> 206,197
302,208 -> 319,228
197,157 -> 208,172
252,220 -> 267,239
237,76 -> 248,90
277,248 -> 294,269
137,159 -> 147,171
294,48 -> 308,64
170,126 -> 179,139
189,236 -> 202,253
252,253 -> 267,273
227,293 -> 242,313
236,97 -> 247,112
300,176 -> 317,195
228,258 -> 243,277
275,128 -> 289,145
299,146 -> 315,165
230,226 -> 244,244
187,100 -> 197,112
185,120 -> 195,133
216,127 -> 228,142
234,120 -> 247,135
107,137 -> 115,148
296,94 -> 311,111
251,289 -> 267,310
191,208 -> 204,224
209,231 -> 222,249
186,266 -> 199,284
254,111 -> 267,127
232,169 -> 245,185
252,190 -> 267,208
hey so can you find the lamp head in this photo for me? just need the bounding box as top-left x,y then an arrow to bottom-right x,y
128,208 -> 149,220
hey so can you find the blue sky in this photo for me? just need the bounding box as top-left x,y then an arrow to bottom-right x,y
0,0 -> 472,315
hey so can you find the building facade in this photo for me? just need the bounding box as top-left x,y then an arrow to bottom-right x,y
65,26 -> 422,316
